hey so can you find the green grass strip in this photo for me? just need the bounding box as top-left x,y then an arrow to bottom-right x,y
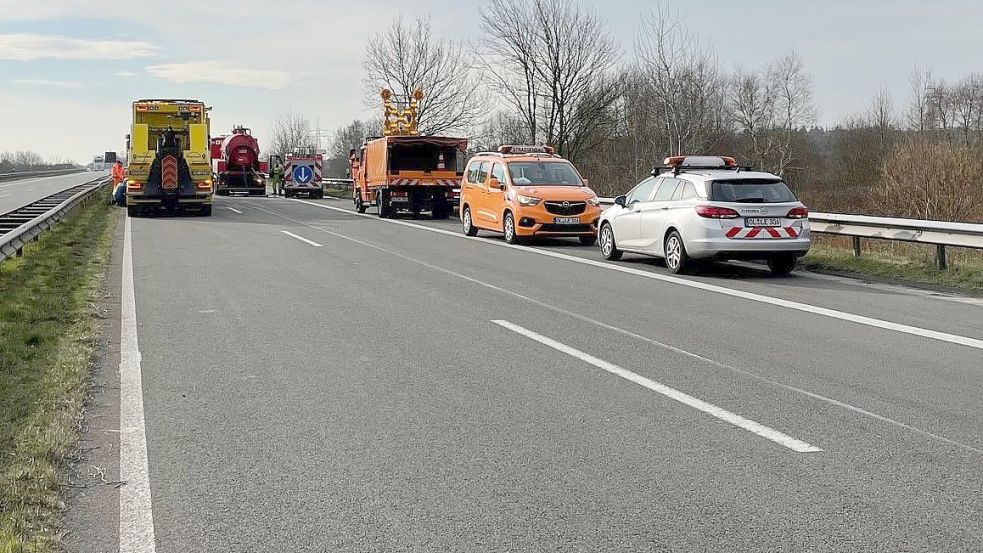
802,244 -> 983,296
0,197 -> 117,552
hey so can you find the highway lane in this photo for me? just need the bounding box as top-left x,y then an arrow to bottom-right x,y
97,195 -> 981,551
313,195 -> 983,342
0,170 -> 107,213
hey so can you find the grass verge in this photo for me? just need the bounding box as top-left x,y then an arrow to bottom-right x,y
0,197 -> 117,552
801,242 -> 983,296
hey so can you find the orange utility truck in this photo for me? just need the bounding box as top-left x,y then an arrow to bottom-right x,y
350,89 -> 466,219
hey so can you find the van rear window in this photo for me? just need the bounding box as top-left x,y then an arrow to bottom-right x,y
709,179 -> 796,203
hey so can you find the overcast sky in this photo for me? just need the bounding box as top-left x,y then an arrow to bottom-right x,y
0,0 -> 979,164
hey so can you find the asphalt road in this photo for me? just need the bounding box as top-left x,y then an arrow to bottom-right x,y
72,195 -> 983,552
0,170 -> 107,213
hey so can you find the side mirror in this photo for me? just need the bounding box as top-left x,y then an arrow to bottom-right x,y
488,177 -> 503,190
583,178 -> 590,187
614,195 -> 627,207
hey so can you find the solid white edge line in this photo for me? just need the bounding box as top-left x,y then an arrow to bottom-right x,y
290,198 -> 983,352
225,207 -> 243,214
120,216 -> 158,552
280,230 -> 322,247
493,320 -> 823,453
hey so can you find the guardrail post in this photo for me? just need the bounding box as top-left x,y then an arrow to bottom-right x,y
16,247 -> 23,257
852,236 -> 861,257
936,244 -> 948,270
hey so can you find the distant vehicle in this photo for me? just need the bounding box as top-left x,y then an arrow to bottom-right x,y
282,147 -> 324,198
350,89 -> 465,219
210,127 -> 267,196
125,99 -> 214,216
460,145 -> 602,244
598,156 -> 810,275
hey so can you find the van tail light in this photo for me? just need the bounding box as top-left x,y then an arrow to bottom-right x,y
787,207 -> 809,219
695,205 -> 740,219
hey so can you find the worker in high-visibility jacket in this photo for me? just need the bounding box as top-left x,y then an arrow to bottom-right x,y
269,159 -> 284,196
111,161 -> 126,206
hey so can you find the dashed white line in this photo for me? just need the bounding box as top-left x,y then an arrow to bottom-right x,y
290,198 -> 983,352
494,320 -> 823,453
242,200 -> 983,455
280,230 -> 322,247
0,193 -> 9,199
119,216 -> 158,553
225,206 -> 243,214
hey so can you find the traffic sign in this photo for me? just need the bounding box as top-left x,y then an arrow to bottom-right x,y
294,165 -> 313,184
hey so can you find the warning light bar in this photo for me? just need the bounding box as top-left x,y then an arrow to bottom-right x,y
498,145 -> 556,155
663,156 -> 737,168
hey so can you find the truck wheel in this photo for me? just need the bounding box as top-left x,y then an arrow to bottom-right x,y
462,207 -> 478,237
411,205 -> 421,219
127,206 -> 140,218
355,195 -> 367,214
432,204 -> 450,220
377,190 -> 391,218
200,205 -> 213,217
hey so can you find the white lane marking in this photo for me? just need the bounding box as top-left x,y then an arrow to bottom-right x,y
280,230 -> 322,247
245,201 -> 983,455
225,207 -> 243,214
291,199 -> 983,352
23,188 -> 34,191
120,216 -> 158,552
494,320 -> 822,453
0,193 -> 8,198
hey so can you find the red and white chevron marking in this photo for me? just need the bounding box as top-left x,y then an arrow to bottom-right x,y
389,179 -> 459,186
161,156 -> 178,190
725,225 -> 800,239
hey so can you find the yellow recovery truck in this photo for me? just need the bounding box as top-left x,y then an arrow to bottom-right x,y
126,99 -> 214,216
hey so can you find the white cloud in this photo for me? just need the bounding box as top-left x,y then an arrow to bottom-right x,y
10,78 -> 83,89
0,33 -> 159,61
146,60 -> 292,90
115,71 -> 138,77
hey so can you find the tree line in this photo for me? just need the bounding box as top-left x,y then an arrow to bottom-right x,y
0,151 -> 77,173
289,0 -> 982,221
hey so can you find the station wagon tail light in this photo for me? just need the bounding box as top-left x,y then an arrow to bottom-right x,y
695,205 -> 740,219
787,207 -> 809,219
517,194 -> 541,206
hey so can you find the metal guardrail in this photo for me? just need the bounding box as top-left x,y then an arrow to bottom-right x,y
0,168 -> 84,183
322,178 -> 354,189
0,177 -> 110,264
596,198 -> 983,270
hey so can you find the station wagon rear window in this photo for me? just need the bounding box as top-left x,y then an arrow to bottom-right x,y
709,179 -> 796,203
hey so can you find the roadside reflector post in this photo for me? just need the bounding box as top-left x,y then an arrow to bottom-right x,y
936,244 -> 948,270
852,236 -> 861,257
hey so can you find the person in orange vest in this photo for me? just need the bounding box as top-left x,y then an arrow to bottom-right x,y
111,160 -> 126,206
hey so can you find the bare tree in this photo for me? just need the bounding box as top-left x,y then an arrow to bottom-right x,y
478,0 -> 621,159
635,4 -> 726,157
363,16 -> 482,136
867,87 -> 896,156
906,64 -> 933,132
767,52 -> 816,177
268,112 -> 316,157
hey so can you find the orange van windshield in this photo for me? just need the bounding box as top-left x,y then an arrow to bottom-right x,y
507,161 -> 583,186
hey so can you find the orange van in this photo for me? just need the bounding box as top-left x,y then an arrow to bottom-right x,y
459,145 -> 602,244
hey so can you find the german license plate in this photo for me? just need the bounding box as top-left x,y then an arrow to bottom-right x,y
554,217 -> 580,224
745,217 -> 781,227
